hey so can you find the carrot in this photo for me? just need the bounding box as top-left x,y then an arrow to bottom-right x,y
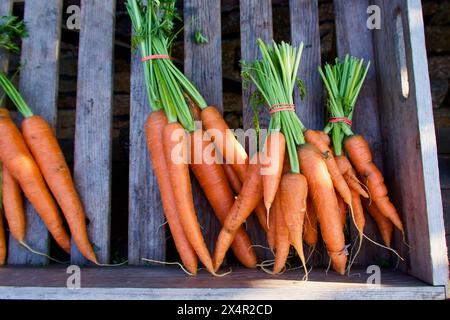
337,193 -> 348,229
317,130 -> 331,146
304,129 -> 352,206
267,195 -> 277,251
351,190 -> 366,240
223,163 -> 268,233
21,115 -> 97,263
273,191 -> 290,274
2,163 -> 25,242
190,129 -> 257,268
344,135 -> 404,232
0,110 -> 70,253
298,144 -> 347,275
223,164 -> 242,194
303,196 -> 318,247
280,173 -> 308,276
213,152 -> 263,270
335,155 -> 369,198
163,122 -> 214,274
201,106 -> 248,181
282,151 -> 291,174
362,199 -> 393,247
262,131 -> 285,212
145,111 -> 198,275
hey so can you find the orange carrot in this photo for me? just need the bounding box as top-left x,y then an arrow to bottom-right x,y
317,130 -> 331,147
201,106 -> 248,181
2,163 -> 25,242
262,131 -> 285,212
0,111 -> 70,253
213,152 -> 263,270
351,189 -> 366,238
304,129 -> 352,206
223,164 -> 242,194
362,198 -> 393,247
298,144 -> 347,274
273,191 -> 290,274
22,115 -> 97,263
163,122 -> 214,274
345,135 -> 403,232
335,155 -> 369,198
190,129 -> 257,268
337,193 -> 348,229
280,173 -> 308,275
267,195 -> 277,251
303,196 -> 318,247
223,163 -> 267,233
145,111 -> 198,275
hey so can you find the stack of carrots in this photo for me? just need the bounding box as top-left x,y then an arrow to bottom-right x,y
0,74 -> 99,265
126,0 -> 405,277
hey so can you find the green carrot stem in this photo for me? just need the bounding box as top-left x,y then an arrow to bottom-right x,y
0,72 -> 33,118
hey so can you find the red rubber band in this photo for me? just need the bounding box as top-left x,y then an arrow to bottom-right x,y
269,103 -> 295,114
141,54 -> 172,62
329,117 -> 353,126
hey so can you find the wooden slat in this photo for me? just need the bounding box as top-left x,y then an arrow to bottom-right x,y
127,10 -> 166,264
72,0 -> 116,264
184,0 -> 222,252
289,0 -> 323,130
0,267 -> 445,300
334,0 -> 388,266
0,0 -> 13,73
372,0 -> 448,286
8,0 -> 63,265
240,0 -> 273,259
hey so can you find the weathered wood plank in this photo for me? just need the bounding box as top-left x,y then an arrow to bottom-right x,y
8,0 -> 63,265
334,0 -> 388,266
184,0 -> 222,252
127,9 -> 166,264
72,0 -> 116,264
372,0 -> 448,286
289,0 -> 323,130
240,0 -> 273,259
0,0 -> 13,73
0,267 -> 445,300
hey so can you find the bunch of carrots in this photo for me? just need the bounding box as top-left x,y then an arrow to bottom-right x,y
126,0 -> 405,277
0,16 -> 99,265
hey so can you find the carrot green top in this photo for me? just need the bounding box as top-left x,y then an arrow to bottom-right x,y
0,72 -> 33,118
318,55 -> 370,156
126,0 -> 206,133
241,39 -> 306,174
0,15 -> 27,54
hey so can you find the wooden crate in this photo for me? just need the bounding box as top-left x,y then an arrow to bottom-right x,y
0,0 -> 447,300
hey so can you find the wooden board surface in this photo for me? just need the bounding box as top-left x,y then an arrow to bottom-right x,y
8,0 -> 63,266
289,0 -> 323,130
184,0 -> 222,252
72,0 -> 116,264
127,4 -> 166,264
372,0 -> 448,286
334,0 -> 389,266
0,266 -> 445,300
239,0 -> 273,260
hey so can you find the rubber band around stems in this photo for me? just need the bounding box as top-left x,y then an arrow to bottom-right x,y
269,103 -> 295,114
328,117 -> 353,126
141,54 -> 172,62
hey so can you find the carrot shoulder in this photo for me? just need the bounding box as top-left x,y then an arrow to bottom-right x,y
163,122 -> 214,274
145,111 -> 198,275
304,129 -> 352,206
298,144 -> 347,275
0,113 -> 70,253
